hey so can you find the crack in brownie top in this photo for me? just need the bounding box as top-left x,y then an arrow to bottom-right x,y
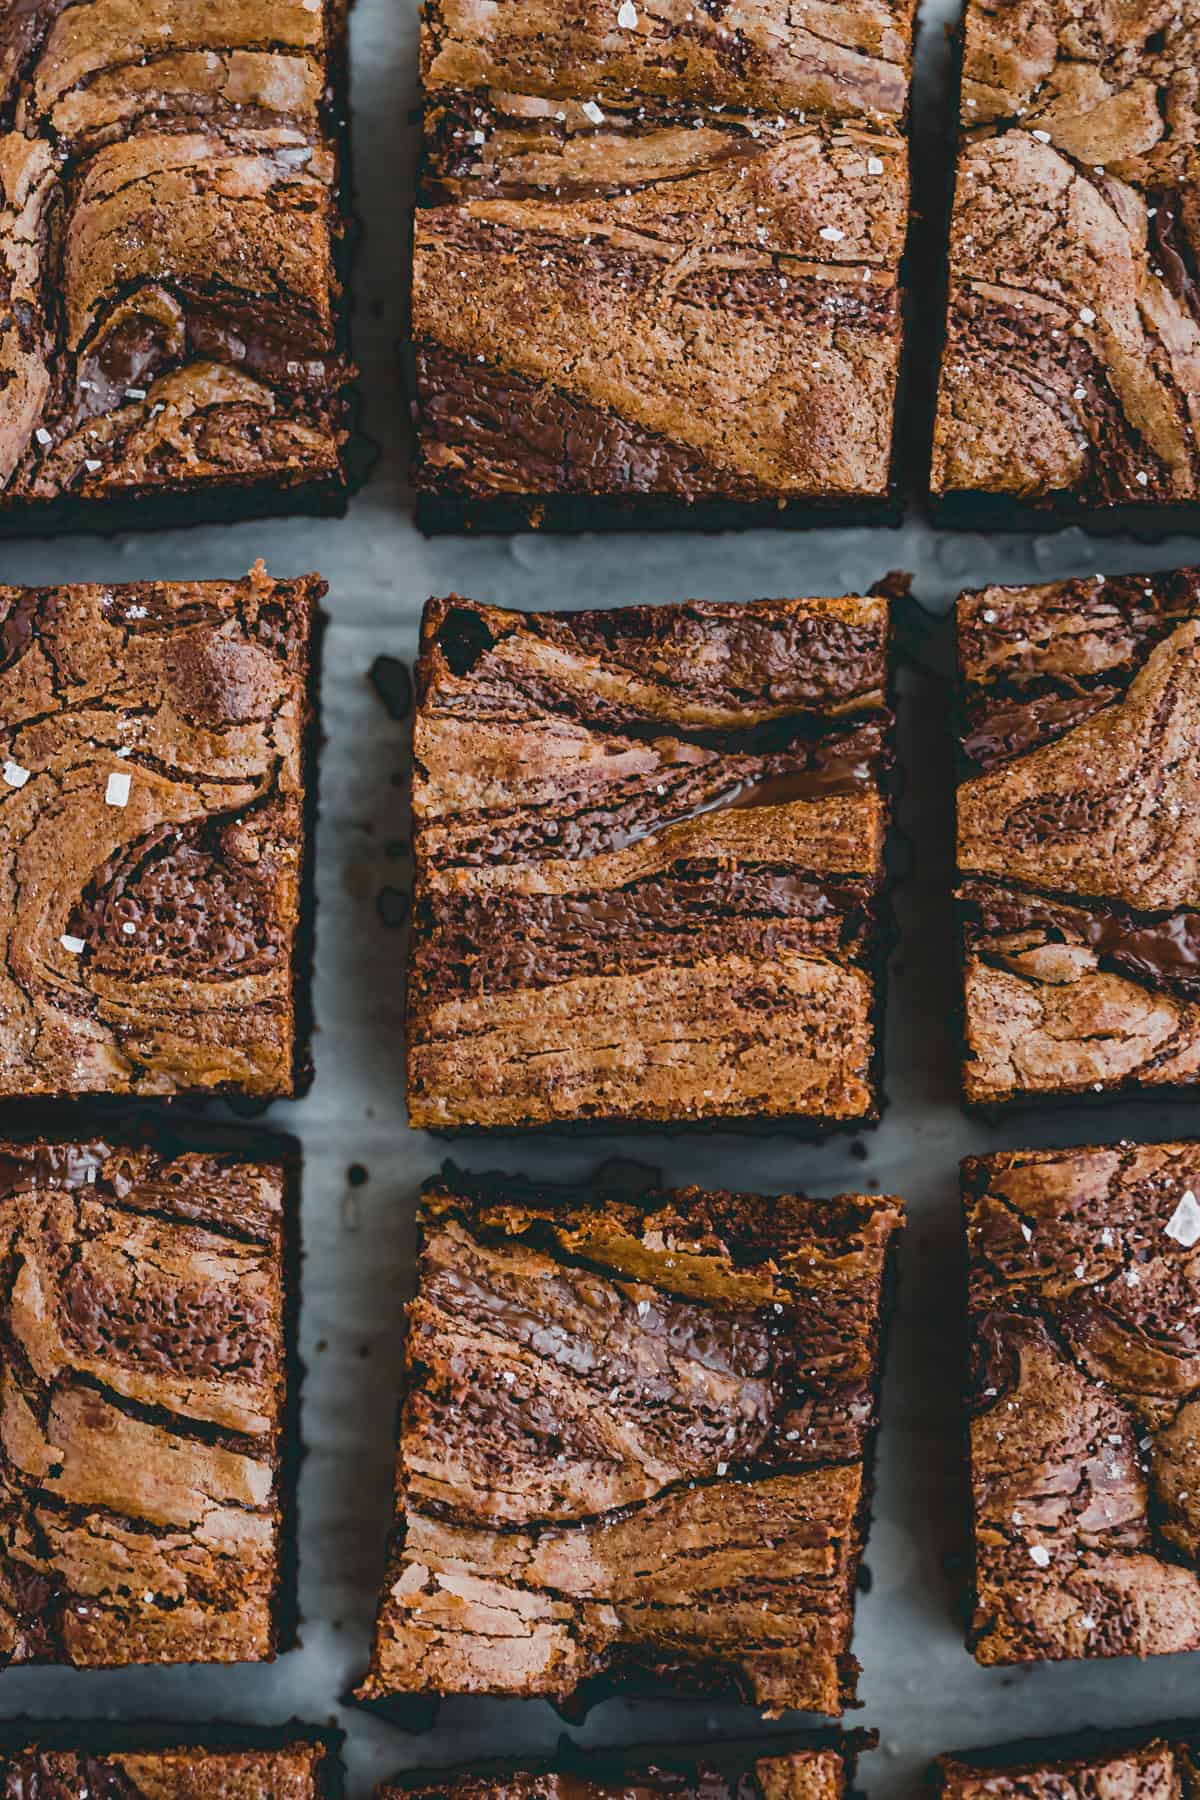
0,1139 -> 288,1669
406,592 -> 895,1129
954,570 -> 1200,1102
412,0 -> 915,508
358,1170 -> 903,1717
932,0 -> 1200,508
0,567 -> 320,1098
963,1143 -> 1200,1666
0,0 -> 350,511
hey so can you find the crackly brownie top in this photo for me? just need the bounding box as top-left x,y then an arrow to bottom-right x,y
963,1142 -> 1200,1663
407,593 -> 893,1127
414,0 -> 913,510
385,1750 -> 847,1800
359,1172 -> 901,1714
956,572 -> 1200,913
421,0 -> 917,122
0,1138 -> 288,1666
408,1173 -> 904,1522
933,1 -> 1200,504
960,0 -> 1200,184
0,1741 -> 327,1799
0,0 -> 347,507
0,568 -> 318,1097
938,1741 -> 1180,1800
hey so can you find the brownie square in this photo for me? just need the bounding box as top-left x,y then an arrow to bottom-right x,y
0,1136 -> 296,1666
0,569 -> 321,1099
0,1726 -> 336,1799
0,0 -> 350,530
380,1741 -> 864,1800
963,1142 -> 1200,1667
411,0 -> 916,530
936,1735 -> 1191,1800
954,570 -> 1200,1106
931,2 -> 1200,528
407,592 -> 894,1131
357,1170 -> 903,1717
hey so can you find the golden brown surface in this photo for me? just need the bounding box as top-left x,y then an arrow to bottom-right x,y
407,592 -> 893,1129
413,0 -> 915,510
932,4 -> 1200,509
0,0 -> 349,513
0,1139 -> 291,1668
359,1174 -> 903,1716
955,571 -> 1200,1103
0,568 -> 319,1098
965,1144 -> 1200,1667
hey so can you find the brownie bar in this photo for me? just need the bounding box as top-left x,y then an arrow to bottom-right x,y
379,1739 -> 866,1800
0,1136 -> 297,1667
357,1169 -> 904,1717
931,1 -> 1200,527
412,0 -> 916,530
0,568 -> 321,1099
407,591 -> 894,1131
0,1725 -> 337,1798
936,1732 -> 1198,1800
954,570 -> 1200,1106
964,1142 -> 1200,1667
0,0 -> 351,530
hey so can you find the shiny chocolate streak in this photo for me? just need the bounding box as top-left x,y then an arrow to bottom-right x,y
437,755 -> 881,870
414,871 -> 876,1003
961,688 -> 1119,769
962,882 -> 1200,997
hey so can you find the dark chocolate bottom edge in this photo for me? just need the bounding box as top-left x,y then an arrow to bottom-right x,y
0,1721 -> 342,1761
378,1729 -> 878,1784
415,1107 -> 883,1143
931,490 -> 1200,542
0,473 -> 356,542
416,492 -> 905,536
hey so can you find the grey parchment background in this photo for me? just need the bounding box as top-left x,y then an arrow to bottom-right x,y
5,0 -> 1200,1791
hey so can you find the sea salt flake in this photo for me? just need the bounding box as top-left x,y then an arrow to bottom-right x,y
34,427 -> 51,446
1032,128 -> 1051,141
60,935 -> 86,955
1078,306 -> 1096,324
105,771 -> 131,808
1080,1613 -> 1096,1630
867,156 -> 884,174
1166,1190 -> 1200,1248
84,458 -> 102,472
1028,1544 -> 1051,1568
581,100 -> 605,122
1126,1268 -> 1141,1286
617,0 -> 638,25
716,1461 -> 728,1475
1136,470 -> 1149,485
2,761 -> 29,788
819,224 -> 845,241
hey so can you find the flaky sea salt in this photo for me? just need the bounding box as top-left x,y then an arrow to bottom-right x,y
105,771 -> 131,807
1029,1545 -> 1051,1568
1166,1190 -> 1200,1248
60,935 -> 86,955
2,760 -> 29,788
